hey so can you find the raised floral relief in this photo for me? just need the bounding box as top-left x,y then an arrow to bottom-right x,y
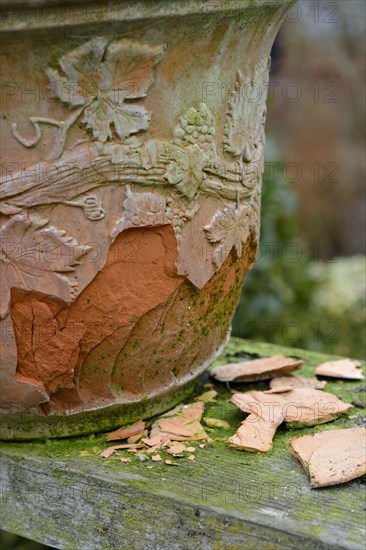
0,214 -> 90,318
12,38 -> 165,159
223,61 -> 268,164
204,203 -> 253,268
4,37 -> 266,305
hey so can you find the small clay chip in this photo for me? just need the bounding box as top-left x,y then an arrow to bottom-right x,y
101,443 -> 144,458
289,427 -> 366,488
315,359 -> 364,380
211,355 -> 303,383
270,376 -> 327,390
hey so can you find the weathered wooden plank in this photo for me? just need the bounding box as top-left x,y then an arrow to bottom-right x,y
1,339 -> 365,549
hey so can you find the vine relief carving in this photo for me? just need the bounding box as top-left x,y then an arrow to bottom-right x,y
3,37 -> 268,316
12,38 -> 165,159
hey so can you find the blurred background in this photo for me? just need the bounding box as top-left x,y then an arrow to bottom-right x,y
1,0 -> 365,548
233,0 -> 366,360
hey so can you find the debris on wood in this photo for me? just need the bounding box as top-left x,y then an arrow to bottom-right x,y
107,420 -> 146,442
210,356 -> 304,383
315,359 -> 364,380
289,427 -> 366,488
100,443 -> 144,458
152,454 -> 162,462
150,402 -> 211,443
166,442 -> 187,456
165,460 -> 179,466
142,435 -> 165,447
203,417 -> 231,429
127,430 -> 148,444
195,390 -> 218,402
270,376 -> 327,390
228,410 -> 284,452
100,401 -> 212,462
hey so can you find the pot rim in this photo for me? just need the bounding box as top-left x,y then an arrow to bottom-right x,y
1,0 -> 296,32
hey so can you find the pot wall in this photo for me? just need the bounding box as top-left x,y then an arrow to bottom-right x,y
0,0 -> 293,438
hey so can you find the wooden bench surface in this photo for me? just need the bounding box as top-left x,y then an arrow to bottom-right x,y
1,339 -> 365,549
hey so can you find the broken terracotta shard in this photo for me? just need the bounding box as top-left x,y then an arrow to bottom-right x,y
211,356 -> 304,383
100,443 -> 145,458
289,427 -> 366,488
107,420 -> 146,442
228,387 -> 352,453
228,410 -> 284,452
270,376 -> 327,390
315,359 -> 364,380
230,387 -> 352,426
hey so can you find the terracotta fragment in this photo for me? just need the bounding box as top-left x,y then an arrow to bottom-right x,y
211,356 -> 304,383
315,359 -> 364,380
228,411 -> 284,453
228,387 -> 352,453
289,427 -> 366,488
230,388 -> 352,427
127,430 -> 148,444
270,376 -> 327,390
100,443 -> 144,458
166,442 -> 187,456
264,387 -> 293,394
151,454 -> 162,462
107,420 -> 146,442
165,460 -> 178,466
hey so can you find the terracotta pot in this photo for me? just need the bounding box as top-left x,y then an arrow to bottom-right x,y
0,0 -> 293,439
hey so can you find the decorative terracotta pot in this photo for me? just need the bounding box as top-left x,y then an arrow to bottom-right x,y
0,0 -> 293,438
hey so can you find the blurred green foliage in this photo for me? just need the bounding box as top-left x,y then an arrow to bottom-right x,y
233,144 -> 366,359
0,532 -> 51,550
